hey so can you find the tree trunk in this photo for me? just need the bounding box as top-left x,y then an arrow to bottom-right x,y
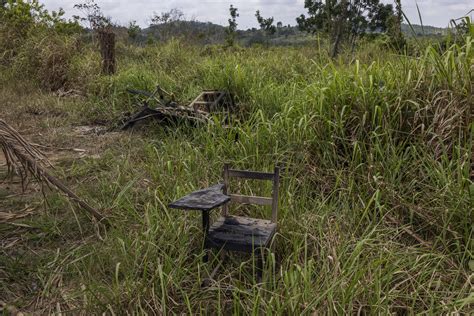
331,0 -> 348,59
98,30 -> 116,75
331,28 -> 343,58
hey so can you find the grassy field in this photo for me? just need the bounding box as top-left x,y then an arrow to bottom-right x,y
0,28 -> 473,314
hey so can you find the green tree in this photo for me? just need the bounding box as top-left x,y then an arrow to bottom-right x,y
150,8 -> 184,25
225,4 -> 239,47
255,10 -> 276,36
73,0 -> 111,31
1,0 -> 78,31
386,0 -> 406,51
1,0 -> 81,44
297,0 -> 396,57
150,8 -> 184,41
127,20 -> 141,41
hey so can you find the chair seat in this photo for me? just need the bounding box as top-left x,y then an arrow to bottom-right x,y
205,216 -> 277,252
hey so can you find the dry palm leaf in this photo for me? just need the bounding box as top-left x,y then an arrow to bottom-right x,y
0,206 -> 36,223
0,119 -> 106,223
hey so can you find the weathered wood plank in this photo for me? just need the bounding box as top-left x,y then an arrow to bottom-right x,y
223,164 -> 229,216
169,184 -> 230,211
203,90 -> 225,93
229,194 -> 273,206
206,216 -> 277,252
209,219 -> 273,234
228,169 -> 275,180
190,92 -> 209,112
212,215 -> 274,226
210,92 -> 226,108
271,166 -> 280,223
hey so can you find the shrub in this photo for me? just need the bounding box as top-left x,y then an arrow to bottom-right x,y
0,0 -> 83,89
9,31 -> 81,91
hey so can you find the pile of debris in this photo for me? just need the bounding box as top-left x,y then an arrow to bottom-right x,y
121,86 -> 235,130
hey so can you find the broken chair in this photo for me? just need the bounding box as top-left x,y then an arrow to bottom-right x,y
169,163 -> 280,280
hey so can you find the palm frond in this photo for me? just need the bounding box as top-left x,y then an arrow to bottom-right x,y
0,119 -> 106,223
0,119 -> 51,186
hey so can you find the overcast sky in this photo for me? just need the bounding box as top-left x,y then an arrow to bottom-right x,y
40,0 -> 472,29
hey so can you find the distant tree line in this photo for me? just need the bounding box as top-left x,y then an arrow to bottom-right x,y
4,0 -> 460,53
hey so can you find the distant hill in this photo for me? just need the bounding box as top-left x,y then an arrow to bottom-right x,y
136,21 -> 303,46
401,24 -> 448,36
135,21 -> 448,46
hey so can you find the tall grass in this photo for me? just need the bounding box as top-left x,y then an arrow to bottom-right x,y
0,25 -> 472,314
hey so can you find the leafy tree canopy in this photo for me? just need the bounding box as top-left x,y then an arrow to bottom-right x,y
226,4 -> 239,46
1,0 -> 82,35
150,8 -> 184,26
255,10 -> 276,35
74,0 -> 111,30
297,0 -> 395,36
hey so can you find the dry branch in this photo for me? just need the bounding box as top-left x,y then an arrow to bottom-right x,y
0,120 -> 106,223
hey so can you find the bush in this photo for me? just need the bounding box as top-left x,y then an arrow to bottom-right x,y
0,0 -> 83,90
7,31 -> 81,91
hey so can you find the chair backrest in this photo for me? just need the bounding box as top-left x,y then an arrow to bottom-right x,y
222,163 -> 280,223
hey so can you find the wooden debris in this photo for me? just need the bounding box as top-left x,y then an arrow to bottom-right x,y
189,90 -> 235,112
121,87 -> 234,130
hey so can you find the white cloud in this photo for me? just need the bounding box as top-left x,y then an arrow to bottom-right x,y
40,0 -> 473,29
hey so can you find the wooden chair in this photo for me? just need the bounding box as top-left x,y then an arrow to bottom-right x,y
203,163 -> 280,276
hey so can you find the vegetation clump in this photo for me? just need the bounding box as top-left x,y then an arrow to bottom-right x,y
0,0 -> 83,90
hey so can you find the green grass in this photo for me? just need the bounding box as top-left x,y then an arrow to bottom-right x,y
0,30 -> 473,314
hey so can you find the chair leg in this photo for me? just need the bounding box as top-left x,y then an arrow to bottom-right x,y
202,248 -> 225,287
203,247 -> 209,263
256,248 -> 264,281
208,255 -> 223,280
